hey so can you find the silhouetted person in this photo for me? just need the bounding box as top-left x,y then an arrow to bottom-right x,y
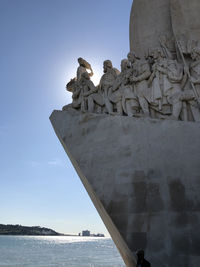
136,250 -> 151,267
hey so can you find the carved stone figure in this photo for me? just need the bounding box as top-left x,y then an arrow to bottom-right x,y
165,59 -> 185,119
77,57 -> 93,81
187,46 -> 200,121
148,48 -> 188,120
109,59 -> 139,116
66,78 -> 82,110
99,60 -> 120,114
66,48 -> 200,122
78,72 -> 97,112
190,47 -> 200,97
120,60 -> 140,117
66,70 -> 97,113
148,48 -> 172,117
108,60 -> 126,115
127,52 -> 151,116
86,85 -> 104,114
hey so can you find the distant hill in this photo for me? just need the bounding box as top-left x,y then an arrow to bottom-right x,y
0,224 -> 63,236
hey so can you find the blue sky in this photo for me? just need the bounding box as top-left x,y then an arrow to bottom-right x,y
0,0 -> 132,236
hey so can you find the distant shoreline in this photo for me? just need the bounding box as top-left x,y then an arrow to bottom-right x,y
0,234 -> 106,237
0,224 -> 105,237
0,224 -> 64,236
0,233 -> 77,236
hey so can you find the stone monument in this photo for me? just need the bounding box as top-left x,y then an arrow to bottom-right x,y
50,1 -> 200,266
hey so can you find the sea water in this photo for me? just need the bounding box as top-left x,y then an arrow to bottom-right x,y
0,236 -> 125,267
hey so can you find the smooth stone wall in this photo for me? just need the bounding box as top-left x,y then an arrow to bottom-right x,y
130,0 -> 173,57
50,108 -> 200,267
171,0 -> 200,41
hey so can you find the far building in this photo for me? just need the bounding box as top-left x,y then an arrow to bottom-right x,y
82,230 -> 90,236
95,233 -> 105,237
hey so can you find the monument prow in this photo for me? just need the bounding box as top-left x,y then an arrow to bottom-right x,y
51,1 -> 200,265
50,108 -> 200,266
50,109 -> 137,267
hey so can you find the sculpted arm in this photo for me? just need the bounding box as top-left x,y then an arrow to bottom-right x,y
190,78 -> 200,84
130,63 -> 151,82
84,81 -> 98,96
136,63 -> 151,82
112,76 -> 122,92
136,69 -> 151,82
73,86 -> 81,99
156,65 -> 168,75
167,69 -> 183,83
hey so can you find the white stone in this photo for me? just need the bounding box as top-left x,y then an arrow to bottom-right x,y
50,108 -> 200,267
130,0 -> 173,58
171,0 -> 200,42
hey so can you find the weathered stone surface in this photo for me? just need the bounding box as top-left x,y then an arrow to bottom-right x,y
171,0 -> 200,41
130,0 -> 173,57
50,108 -> 200,266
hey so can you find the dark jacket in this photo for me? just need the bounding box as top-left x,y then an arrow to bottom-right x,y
137,259 -> 151,267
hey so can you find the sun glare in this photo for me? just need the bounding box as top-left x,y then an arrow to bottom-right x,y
91,70 -> 102,86
56,58 -> 103,106
65,63 -> 102,87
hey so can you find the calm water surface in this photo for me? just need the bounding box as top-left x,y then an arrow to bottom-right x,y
0,236 -> 125,267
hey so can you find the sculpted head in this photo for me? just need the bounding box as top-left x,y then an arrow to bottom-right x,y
152,47 -> 164,60
121,59 -> 130,71
66,78 -> 76,92
78,57 -> 85,66
78,57 -> 91,69
127,51 -> 140,63
103,60 -> 113,73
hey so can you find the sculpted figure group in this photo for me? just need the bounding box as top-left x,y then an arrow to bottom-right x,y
66,38 -> 200,122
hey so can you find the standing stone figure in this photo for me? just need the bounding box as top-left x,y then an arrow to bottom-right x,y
120,59 -> 140,117
77,57 -> 93,81
108,60 -> 126,115
164,59 -> 185,120
148,48 -> 172,116
79,72 -> 97,112
109,59 -> 138,116
148,48 -> 187,119
99,60 -> 120,114
127,52 -> 151,116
